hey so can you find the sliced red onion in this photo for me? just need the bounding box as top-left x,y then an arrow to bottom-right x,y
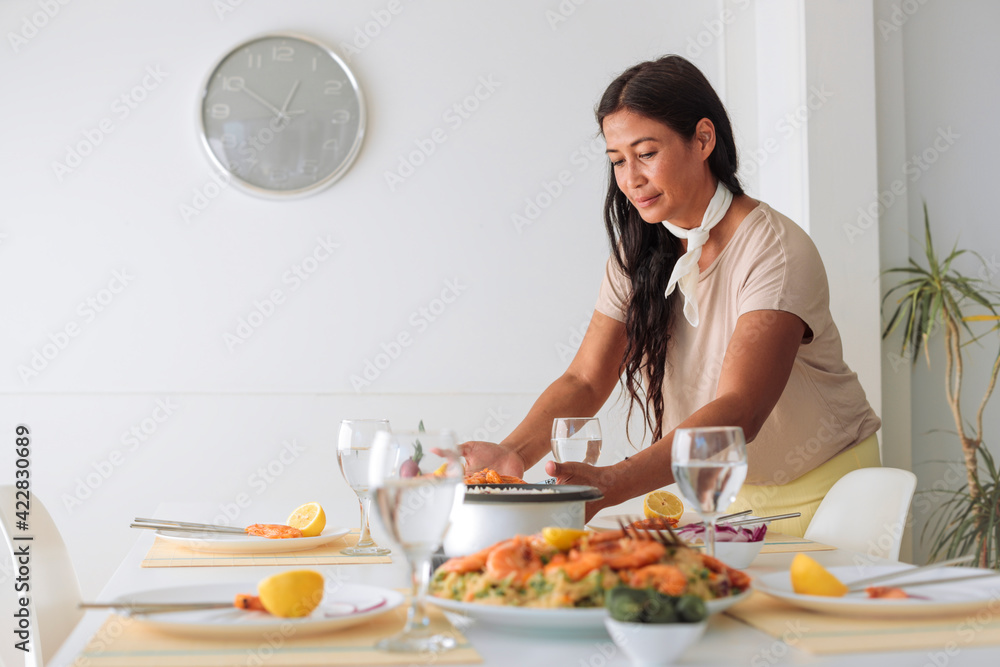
678,522 -> 766,543
322,596 -> 387,617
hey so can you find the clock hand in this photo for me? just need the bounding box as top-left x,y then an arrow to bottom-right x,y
278,80 -> 300,120
239,84 -> 284,117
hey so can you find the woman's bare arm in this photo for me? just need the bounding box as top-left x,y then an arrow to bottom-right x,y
460,310 -> 627,476
549,309 -> 806,516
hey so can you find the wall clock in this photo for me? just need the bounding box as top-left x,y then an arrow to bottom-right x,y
199,33 -> 366,198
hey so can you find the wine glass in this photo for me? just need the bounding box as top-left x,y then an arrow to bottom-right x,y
370,428 -> 464,653
670,426 -> 748,558
337,419 -> 392,556
551,417 -> 602,465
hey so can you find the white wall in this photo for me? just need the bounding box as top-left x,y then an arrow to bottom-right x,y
875,0 -> 1000,564
0,0 -> 728,597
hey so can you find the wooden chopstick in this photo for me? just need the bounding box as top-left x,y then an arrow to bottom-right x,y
845,555 -> 976,590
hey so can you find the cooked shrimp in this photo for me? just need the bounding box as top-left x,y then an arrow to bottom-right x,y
486,536 -> 542,585
626,564 -> 688,596
234,593 -> 266,611
545,551 -> 604,581
245,524 -> 303,539
439,545 -> 493,574
866,586 -> 910,599
464,468 -> 527,484
628,517 -> 679,530
701,553 -> 751,589
587,537 -> 667,570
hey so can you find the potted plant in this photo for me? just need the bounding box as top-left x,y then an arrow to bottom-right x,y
882,203 -> 1000,569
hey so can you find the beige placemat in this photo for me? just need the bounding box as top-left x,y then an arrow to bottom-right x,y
142,531 -> 393,568
759,532 -> 834,554
726,591 -> 1000,654
71,605 -> 481,666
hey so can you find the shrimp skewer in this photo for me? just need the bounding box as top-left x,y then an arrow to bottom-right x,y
245,524 -> 303,539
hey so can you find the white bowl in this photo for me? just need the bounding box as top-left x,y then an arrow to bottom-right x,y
604,618 -> 707,666
442,483 -> 602,556
711,538 -> 764,569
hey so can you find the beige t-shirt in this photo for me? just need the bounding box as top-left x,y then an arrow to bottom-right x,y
595,202 -> 881,485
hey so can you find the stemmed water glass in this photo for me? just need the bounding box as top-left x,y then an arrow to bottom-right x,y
670,426 -> 748,558
551,417 -> 602,465
337,419 -> 392,556
370,428 -> 464,653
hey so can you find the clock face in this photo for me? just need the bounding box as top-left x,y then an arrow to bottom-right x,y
199,34 -> 365,197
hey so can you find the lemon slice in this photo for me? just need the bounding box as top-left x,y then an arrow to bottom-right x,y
257,570 -> 325,617
790,553 -> 848,597
286,502 -> 326,537
643,490 -> 684,521
542,527 -> 589,551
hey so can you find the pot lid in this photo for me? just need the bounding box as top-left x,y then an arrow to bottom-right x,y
462,483 -> 603,503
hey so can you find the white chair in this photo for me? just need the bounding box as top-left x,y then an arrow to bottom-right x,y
804,468 -> 917,561
0,486 -> 83,667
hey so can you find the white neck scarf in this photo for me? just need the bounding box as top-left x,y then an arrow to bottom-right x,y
661,181 -> 733,327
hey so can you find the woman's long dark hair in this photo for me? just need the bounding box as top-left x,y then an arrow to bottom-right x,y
596,55 -> 744,443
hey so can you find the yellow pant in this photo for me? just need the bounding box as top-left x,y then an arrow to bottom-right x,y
726,433 -> 882,537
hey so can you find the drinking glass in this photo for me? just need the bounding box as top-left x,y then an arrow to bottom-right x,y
670,426 -> 748,558
551,417 -> 602,465
370,429 -> 464,653
337,419 -> 392,556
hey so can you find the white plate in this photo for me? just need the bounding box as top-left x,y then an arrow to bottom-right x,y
154,527 -> 350,554
428,588 -> 751,636
754,565 -> 1000,618
588,511 -> 703,531
112,583 -> 403,638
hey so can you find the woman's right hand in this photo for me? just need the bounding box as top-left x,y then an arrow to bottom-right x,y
458,441 -> 526,478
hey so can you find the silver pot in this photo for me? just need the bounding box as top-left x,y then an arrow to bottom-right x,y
443,484 -> 603,556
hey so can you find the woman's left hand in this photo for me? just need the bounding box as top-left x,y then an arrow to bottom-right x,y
545,460 -> 622,521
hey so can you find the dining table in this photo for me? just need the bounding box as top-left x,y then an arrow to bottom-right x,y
50,500 -> 1000,667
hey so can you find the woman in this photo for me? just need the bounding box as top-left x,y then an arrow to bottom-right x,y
462,55 -> 881,536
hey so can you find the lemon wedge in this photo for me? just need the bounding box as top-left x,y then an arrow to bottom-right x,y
643,490 -> 684,521
286,502 -> 326,537
542,527 -> 589,551
257,569 -> 325,617
790,553 -> 848,597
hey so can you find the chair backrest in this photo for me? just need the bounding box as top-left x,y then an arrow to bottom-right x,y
803,468 -> 917,561
0,485 -> 83,666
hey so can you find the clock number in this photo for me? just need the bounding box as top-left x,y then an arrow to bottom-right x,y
269,167 -> 290,183
247,53 -> 262,69
322,139 -> 339,151
324,80 -> 344,95
272,46 -> 294,62
211,103 -> 231,120
221,133 -> 238,148
222,76 -> 245,91
331,110 -> 351,124
301,159 -> 320,177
